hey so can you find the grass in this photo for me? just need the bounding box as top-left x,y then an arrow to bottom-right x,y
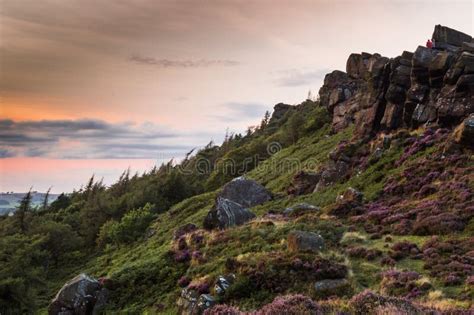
41,123 -> 473,313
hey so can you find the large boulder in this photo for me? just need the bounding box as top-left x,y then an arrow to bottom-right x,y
287,230 -> 325,253
203,198 -> 256,230
219,177 -> 271,208
432,24 -> 472,48
454,113 -> 474,147
48,274 -> 108,315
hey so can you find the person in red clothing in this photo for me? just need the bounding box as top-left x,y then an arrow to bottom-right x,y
426,39 -> 433,49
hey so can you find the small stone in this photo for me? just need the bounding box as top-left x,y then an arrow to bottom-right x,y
314,278 -> 351,297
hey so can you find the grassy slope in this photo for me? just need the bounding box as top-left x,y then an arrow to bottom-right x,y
42,122 -> 472,313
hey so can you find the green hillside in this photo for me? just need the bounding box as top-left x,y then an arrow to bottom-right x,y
1,24 -> 473,315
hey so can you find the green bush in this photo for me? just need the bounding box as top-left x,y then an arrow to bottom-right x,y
97,203 -> 155,246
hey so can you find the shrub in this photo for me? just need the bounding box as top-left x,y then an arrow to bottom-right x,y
97,203 -> 155,246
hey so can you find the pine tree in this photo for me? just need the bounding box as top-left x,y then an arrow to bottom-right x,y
15,189 -> 32,233
42,187 -> 51,211
260,110 -> 271,130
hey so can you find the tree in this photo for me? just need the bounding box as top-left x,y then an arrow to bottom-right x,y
285,112 -> 305,144
260,110 -> 271,130
41,187 -> 51,211
15,190 -> 32,233
29,219 -> 82,267
0,234 -> 47,312
97,203 -> 155,246
48,193 -> 71,212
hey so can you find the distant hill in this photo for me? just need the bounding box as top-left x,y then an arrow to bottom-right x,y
0,192 -> 59,215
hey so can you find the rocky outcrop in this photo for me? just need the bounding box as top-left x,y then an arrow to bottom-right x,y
214,274 -> 235,295
270,103 -> 294,121
328,187 -> 364,217
219,177 -> 272,208
287,171 -> 320,196
313,160 -> 350,192
320,52 -> 390,135
48,274 -> 108,315
287,230 -> 325,253
203,197 -> 256,230
432,24 -> 472,51
318,25 -> 474,137
177,288 -> 215,315
454,113 -> 474,147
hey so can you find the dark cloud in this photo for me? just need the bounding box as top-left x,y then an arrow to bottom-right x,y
0,119 -> 177,140
274,69 -> 329,87
0,133 -> 52,145
0,118 -> 194,159
129,55 -> 240,68
0,148 -> 15,158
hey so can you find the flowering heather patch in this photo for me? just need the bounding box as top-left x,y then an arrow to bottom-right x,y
421,237 -> 474,287
395,128 -> 448,166
173,249 -> 191,263
235,252 -> 347,293
346,246 -> 382,261
178,276 -> 191,287
389,241 -> 421,260
355,147 -> 473,236
177,236 -> 188,250
190,232 -> 206,247
188,281 -> 211,294
350,290 -> 420,314
203,304 -> 242,315
379,270 -> 429,298
205,295 -> 322,314
255,294 -> 322,315
466,275 -> 474,285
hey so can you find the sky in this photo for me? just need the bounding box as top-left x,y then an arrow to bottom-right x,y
1,0 -> 473,193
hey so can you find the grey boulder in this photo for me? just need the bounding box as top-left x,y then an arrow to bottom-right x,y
48,273 -> 107,315
203,197 -> 256,230
219,177 -> 272,207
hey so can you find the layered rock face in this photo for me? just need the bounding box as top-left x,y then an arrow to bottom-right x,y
319,25 -> 474,136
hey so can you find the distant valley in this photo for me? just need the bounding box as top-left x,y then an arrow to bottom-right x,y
0,192 -> 59,215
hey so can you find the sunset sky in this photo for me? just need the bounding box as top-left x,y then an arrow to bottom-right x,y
1,0 -> 473,193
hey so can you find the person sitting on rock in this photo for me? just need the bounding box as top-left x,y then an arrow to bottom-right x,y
426,39 -> 433,49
